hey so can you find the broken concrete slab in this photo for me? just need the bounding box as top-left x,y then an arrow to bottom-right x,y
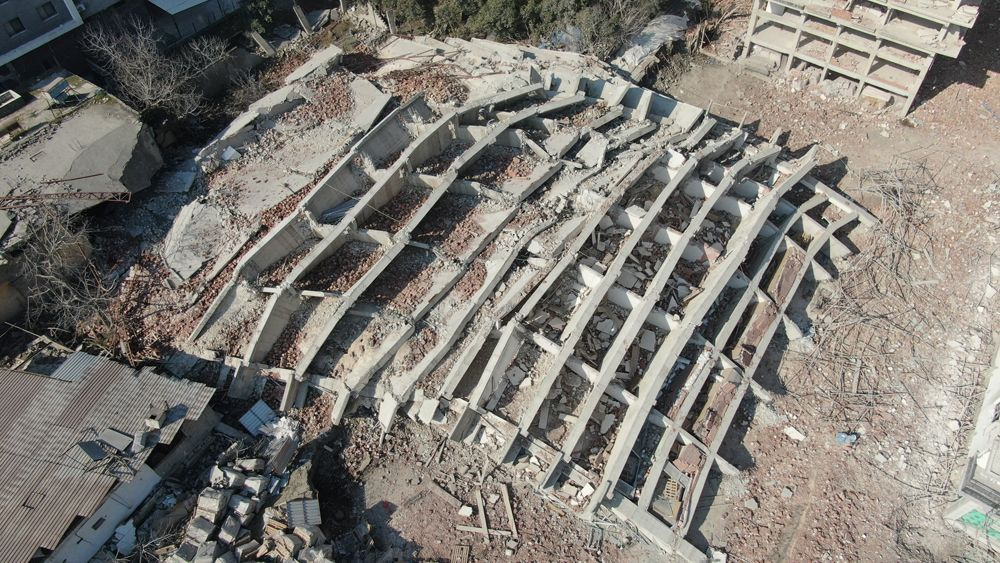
218,514 -> 241,546
162,201 -> 228,280
639,330 -> 656,352
418,397 -> 441,424
157,160 -> 199,193
349,79 -> 392,131
577,134 -> 609,169
285,45 -> 344,85
195,540 -> 222,560
186,516 -> 217,544
544,131 -> 579,158
783,426 -> 806,442
600,413 -> 616,434
248,84 -> 307,118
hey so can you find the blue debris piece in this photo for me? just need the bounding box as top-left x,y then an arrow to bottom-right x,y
836,432 -> 859,446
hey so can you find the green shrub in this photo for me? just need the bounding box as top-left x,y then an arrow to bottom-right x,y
245,0 -> 273,34
466,0 -> 523,40
372,0 -> 429,29
576,4 -> 620,57
520,0 -> 584,41
433,0 -> 474,35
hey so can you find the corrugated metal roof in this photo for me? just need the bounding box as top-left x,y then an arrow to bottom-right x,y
49,352 -> 96,382
0,352 -> 215,562
286,498 -> 322,527
239,400 -> 277,436
147,0 -> 212,16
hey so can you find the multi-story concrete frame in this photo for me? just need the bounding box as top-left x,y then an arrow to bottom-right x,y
0,0 -> 82,68
743,0 -> 981,114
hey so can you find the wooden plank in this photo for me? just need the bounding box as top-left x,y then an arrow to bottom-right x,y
475,489 -> 490,545
456,525 -> 512,537
500,483 -> 519,540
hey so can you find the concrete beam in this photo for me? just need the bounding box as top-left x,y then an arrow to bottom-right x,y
585,146 -> 818,515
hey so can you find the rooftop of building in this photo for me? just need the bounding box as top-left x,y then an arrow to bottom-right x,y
0,351 -> 214,562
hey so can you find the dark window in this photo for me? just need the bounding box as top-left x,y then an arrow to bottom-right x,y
38,2 -> 58,20
91,517 -> 105,530
6,17 -> 25,36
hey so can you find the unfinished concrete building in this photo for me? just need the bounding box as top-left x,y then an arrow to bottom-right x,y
743,0 -> 982,114
190,37 -> 875,561
946,344 -> 1000,549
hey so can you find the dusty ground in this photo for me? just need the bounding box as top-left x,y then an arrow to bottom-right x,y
658,7 -> 1000,563
308,18 -> 1000,560
326,413 -> 667,562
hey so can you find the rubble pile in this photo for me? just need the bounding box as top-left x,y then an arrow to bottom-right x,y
290,392 -> 336,442
384,65 -> 470,105
292,73 -> 355,125
358,248 -> 440,313
257,243 -> 318,287
412,194 -> 486,257
294,242 -> 385,293
264,301 -> 320,368
416,141 -> 472,175
453,259 -> 488,299
163,416 -> 309,562
462,145 -> 537,185
359,184 -> 432,233
211,295 -> 268,352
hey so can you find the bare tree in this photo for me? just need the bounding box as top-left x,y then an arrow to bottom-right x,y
603,0 -> 654,40
577,0 -> 657,59
19,213 -> 116,347
226,69 -> 268,111
184,34 -> 231,69
82,17 -> 230,121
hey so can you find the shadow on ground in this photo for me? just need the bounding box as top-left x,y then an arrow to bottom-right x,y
913,2 -> 1000,113
304,421 -> 424,561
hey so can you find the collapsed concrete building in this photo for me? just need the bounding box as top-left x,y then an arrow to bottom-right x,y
188,37 -> 875,560
743,0 -> 982,114
0,73 -> 163,322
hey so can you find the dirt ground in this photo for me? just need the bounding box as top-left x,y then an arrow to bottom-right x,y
656,7 -> 1000,563
327,414 -> 667,562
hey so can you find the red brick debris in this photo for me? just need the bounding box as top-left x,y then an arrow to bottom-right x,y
384,65 -> 469,105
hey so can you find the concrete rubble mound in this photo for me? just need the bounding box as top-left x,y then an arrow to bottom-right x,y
187,35 -> 876,561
